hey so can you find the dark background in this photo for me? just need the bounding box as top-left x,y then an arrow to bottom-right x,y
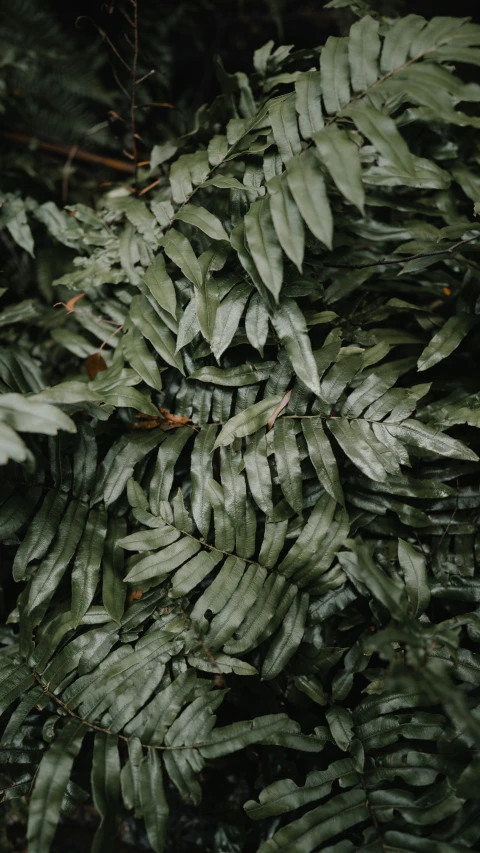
1,0 -> 479,187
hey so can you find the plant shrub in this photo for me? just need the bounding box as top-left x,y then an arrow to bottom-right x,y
2,8 -> 480,852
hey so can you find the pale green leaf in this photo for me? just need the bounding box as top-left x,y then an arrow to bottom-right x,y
268,174 -> 305,271
271,299 -> 320,395
269,93 -> 302,163
214,395 -> 282,449
175,204 -> 229,242
348,15 -> 380,93
286,149 -> 333,249
295,70 -> 324,139
320,36 -> 350,115
162,229 -> 203,288
244,197 -> 283,300
417,316 -> 474,371
313,127 -> 364,215
142,254 -> 177,318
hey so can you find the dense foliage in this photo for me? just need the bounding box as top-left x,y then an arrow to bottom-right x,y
2,4 -> 480,851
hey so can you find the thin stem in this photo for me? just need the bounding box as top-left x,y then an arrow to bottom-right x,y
323,234 -> 480,271
130,0 -> 139,181
138,177 -> 164,196
98,324 -> 124,352
135,69 -> 156,86
76,16 -> 132,73
31,668 -> 226,751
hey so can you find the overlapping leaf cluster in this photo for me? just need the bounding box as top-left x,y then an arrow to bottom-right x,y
2,9 -> 480,852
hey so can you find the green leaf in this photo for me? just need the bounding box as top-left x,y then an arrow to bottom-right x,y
27,721 -> 86,853
348,15 -> 380,92
269,93 -> 302,163
0,393 -> 76,436
320,36 -> 350,115
102,386 -> 159,416
207,134 -> 229,166
94,429 -> 166,507
313,127 -> 365,215
244,757 -> 356,819
326,706 -> 355,752
191,423 -> 218,535
169,155 -> 193,203
211,282 -> 252,360
286,149 -> 333,249
2,196 -> 34,256
103,518 -> 127,623
163,692 -> 225,803
245,292 -> 270,355
13,490 -> 69,582
190,362 -> 276,386
91,733 -> 121,853
410,15 -> 470,55
123,321 -> 164,393
345,104 -> 416,179
0,421 -> 29,464
130,295 -> 184,374
244,428 -> 273,515
214,395 -> 282,448
150,428 -> 193,511
150,141 -> 177,170
142,254 -> 177,318
206,562 -> 267,649
255,790 -> 368,853
139,749 -> 169,853
125,536 -> 201,585
327,418 -> 389,481
220,444 -> 257,559
162,229 -> 203,288
0,298 -> 39,328
302,417 -> 344,505
385,420 -> 478,462
268,174 -> 305,271
201,176 -> 259,191
417,316 -> 474,371
278,492 -> 337,577
380,15 -> 427,72
27,499 -> 88,620
71,508 -> 107,626
199,714 -> 291,758
262,592 -> 309,680
0,662 -> 34,716
272,300 -> 320,396
244,197 -> 283,300
295,70 -> 324,139
273,418 -> 303,515
338,539 -> 408,620
398,538 -> 431,617
175,204 -> 229,242
170,547 -> 222,599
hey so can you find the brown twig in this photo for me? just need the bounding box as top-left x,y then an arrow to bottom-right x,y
137,178 -> 163,196
130,0 -> 140,181
0,131 -> 135,173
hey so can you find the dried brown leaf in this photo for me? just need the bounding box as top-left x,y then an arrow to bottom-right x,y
86,352 -> 107,380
